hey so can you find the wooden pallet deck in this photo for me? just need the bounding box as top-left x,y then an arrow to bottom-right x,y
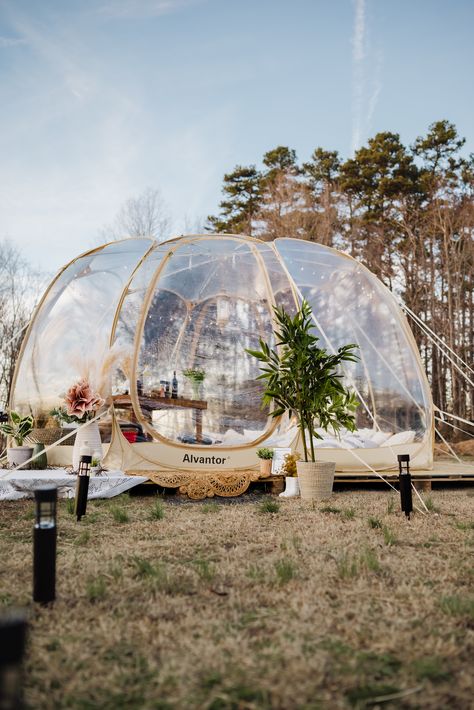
332,461 -> 474,491
130,461 -> 473,497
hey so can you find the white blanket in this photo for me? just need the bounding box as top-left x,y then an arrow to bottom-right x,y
0,470 -> 149,501
310,429 -> 416,449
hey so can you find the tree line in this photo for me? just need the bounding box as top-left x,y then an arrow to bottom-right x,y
206,120 -> 474,430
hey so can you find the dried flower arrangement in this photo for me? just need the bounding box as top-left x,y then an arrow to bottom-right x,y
52,380 -> 105,424
282,452 -> 301,477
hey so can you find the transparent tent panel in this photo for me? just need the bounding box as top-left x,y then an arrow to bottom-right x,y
274,238 -> 432,440
13,239 -> 153,416
113,237 -> 298,447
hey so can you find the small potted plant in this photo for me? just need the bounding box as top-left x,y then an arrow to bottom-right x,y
279,452 -> 301,498
256,447 -> 274,477
247,301 -> 359,501
0,411 -> 35,469
91,454 -> 103,477
183,368 -> 206,399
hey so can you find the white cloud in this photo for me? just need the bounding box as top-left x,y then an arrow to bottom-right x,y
97,0 -> 201,19
4,14 -> 97,103
0,35 -> 27,48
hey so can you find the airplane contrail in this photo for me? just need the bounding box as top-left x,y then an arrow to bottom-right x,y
351,0 -> 383,154
351,0 -> 366,154
351,0 -> 365,154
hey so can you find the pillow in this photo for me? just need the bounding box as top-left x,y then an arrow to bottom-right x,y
370,431 -> 393,446
356,428 -> 377,438
342,434 -> 377,449
243,428 -> 261,440
381,430 -> 416,447
312,438 -> 345,449
220,429 -> 245,444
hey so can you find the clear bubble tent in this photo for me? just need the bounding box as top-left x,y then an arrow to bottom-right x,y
11,235 -> 433,478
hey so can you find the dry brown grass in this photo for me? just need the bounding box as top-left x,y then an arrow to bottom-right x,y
1,488 -> 473,709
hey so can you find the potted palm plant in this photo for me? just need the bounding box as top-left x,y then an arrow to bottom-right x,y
0,411 -> 35,469
247,301 -> 359,501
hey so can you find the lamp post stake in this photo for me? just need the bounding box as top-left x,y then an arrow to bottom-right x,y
33,485 -> 57,604
398,454 -> 413,519
74,444 -> 92,521
0,610 -> 28,710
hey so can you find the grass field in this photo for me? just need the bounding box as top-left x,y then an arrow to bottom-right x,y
1,488 -> 473,709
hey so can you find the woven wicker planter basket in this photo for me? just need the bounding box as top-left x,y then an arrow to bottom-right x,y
28,427 -> 76,446
28,428 -> 63,446
59,427 -> 77,446
297,461 -> 335,501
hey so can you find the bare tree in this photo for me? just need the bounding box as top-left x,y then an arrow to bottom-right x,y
256,172 -> 322,242
181,214 -> 207,235
0,240 -> 44,409
99,187 -> 171,243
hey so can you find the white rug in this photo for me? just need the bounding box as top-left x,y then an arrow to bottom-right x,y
0,470 -> 149,501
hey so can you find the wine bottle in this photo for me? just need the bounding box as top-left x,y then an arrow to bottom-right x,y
172,371 -> 178,399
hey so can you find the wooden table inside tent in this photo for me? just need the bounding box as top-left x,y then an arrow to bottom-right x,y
111,393 -> 208,443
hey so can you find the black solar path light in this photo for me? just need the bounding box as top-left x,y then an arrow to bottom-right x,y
398,454 -> 413,519
33,485 -> 57,604
0,610 -> 28,710
74,448 -> 92,522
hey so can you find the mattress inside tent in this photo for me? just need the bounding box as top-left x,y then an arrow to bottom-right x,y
170,421 -> 416,450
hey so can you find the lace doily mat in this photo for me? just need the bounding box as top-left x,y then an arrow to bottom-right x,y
126,469 -> 264,499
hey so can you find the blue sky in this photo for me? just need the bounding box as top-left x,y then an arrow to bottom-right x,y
1,0 -> 473,272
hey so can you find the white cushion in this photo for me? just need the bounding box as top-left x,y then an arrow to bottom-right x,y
381,430 -> 416,447
220,429 -> 245,444
356,428 -> 377,438
312,438 -> 345,449
342,434 -> 377,449
311,433 -> 376,450
370,431 -> 393,446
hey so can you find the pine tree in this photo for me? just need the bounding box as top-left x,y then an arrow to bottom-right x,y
302,148 -> 340,191
206,165 -> 261,235
262,146 -> 298,183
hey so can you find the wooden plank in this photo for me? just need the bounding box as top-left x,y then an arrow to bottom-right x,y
251,475 -> 285,495
112,394 -> 208,410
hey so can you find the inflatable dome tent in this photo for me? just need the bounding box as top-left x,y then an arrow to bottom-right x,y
11,235 -> 433,480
